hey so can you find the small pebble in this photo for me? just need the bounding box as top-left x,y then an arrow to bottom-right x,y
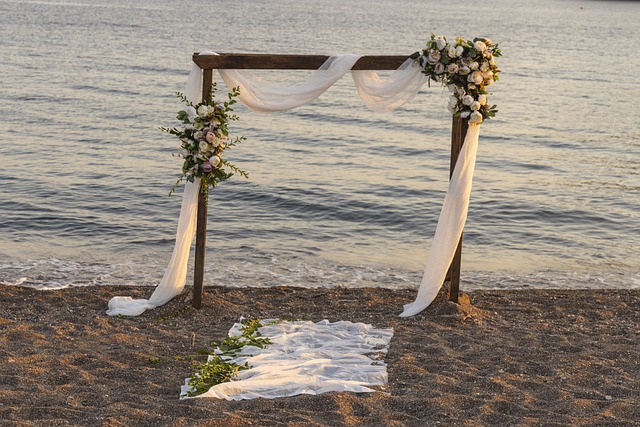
605,395 -> 613,401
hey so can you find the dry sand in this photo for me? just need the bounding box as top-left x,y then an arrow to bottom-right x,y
0,285 -> 638,426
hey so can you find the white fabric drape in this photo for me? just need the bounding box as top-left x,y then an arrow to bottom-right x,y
218,55 -> 361,112
352,58 -> 427,112
181,319 -> 393,400
400,125 -> 480,316
108,51 -> 480,317
189,52 -> 426,113
107,179 -> 200,316
106,165 -> 201,313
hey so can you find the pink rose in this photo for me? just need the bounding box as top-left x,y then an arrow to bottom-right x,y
427,50 -> 441,64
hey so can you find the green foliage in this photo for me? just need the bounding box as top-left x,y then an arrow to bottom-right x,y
183,318 -> 282,398
186,355 -> 251,397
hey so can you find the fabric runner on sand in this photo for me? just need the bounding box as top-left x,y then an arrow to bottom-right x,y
181,319 -> 393,400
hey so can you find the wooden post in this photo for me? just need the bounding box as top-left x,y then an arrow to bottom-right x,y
447,115 -> 469,303
192,69 -> 214,309
193,188 -> 208,309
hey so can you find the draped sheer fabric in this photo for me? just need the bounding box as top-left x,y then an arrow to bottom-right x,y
218,55 -> 361,112
400,125 -> 480,317
107,52 -> 481,317
181,319 -> 393,400
352,58 -> 428,112
107,178 -> 200,316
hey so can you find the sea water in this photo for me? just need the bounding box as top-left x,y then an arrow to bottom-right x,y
1,0 -> 639,290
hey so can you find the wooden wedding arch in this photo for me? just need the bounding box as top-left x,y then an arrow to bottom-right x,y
190,53 -> 470,309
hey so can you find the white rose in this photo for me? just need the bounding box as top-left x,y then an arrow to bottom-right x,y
447,46 -> 457,58
185,106 -> 197,118
435,63 -> 445,74
194,131 -> 204,141
469,111 -> 483,125
197,105 -> 208,116
180,148 -> 190,157
447,84 -> 458,92
470,61 -> 479,70
478,94 -> 487,106
199,141 -> 209,153
470,101 -> 481,111
468,71 -> 484,85
447,63 -> 459,74
455,46 -> 464,57
462,94 -> 474,106
447,104 -> 456,114
436,37 -> 447,51
460,111 -> 471,118
483,70 -> 494,81
467,84 -> 476,91
485,78 -> 494,86
489,57 -> 497,66
458,65 -> 470,75
210,155 -> 221,167
474,40 -> 487,53
480,61 -> 490,72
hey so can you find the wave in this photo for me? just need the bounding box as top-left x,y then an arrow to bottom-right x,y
2,256 -> 639,292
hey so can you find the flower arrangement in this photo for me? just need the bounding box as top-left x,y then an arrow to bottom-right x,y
412,34 -> 501,125
162,83 -> 248,198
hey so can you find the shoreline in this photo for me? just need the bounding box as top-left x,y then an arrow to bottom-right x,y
1,285 -> 638,426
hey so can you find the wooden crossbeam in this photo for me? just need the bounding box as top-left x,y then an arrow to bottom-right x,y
192,53 -> 411,70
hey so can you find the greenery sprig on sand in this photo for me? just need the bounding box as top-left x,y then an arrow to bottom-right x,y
184,318 -> 281,397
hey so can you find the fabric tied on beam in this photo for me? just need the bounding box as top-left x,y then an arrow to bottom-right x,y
219,54 -> 361,112
352,58 -> 427,112
107,51 -> 480,317
185,52 -> 427,113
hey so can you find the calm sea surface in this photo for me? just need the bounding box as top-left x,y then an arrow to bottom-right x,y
1,0 -> 639,291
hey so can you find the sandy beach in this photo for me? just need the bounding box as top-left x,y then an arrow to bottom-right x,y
0,285 -> 638,426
